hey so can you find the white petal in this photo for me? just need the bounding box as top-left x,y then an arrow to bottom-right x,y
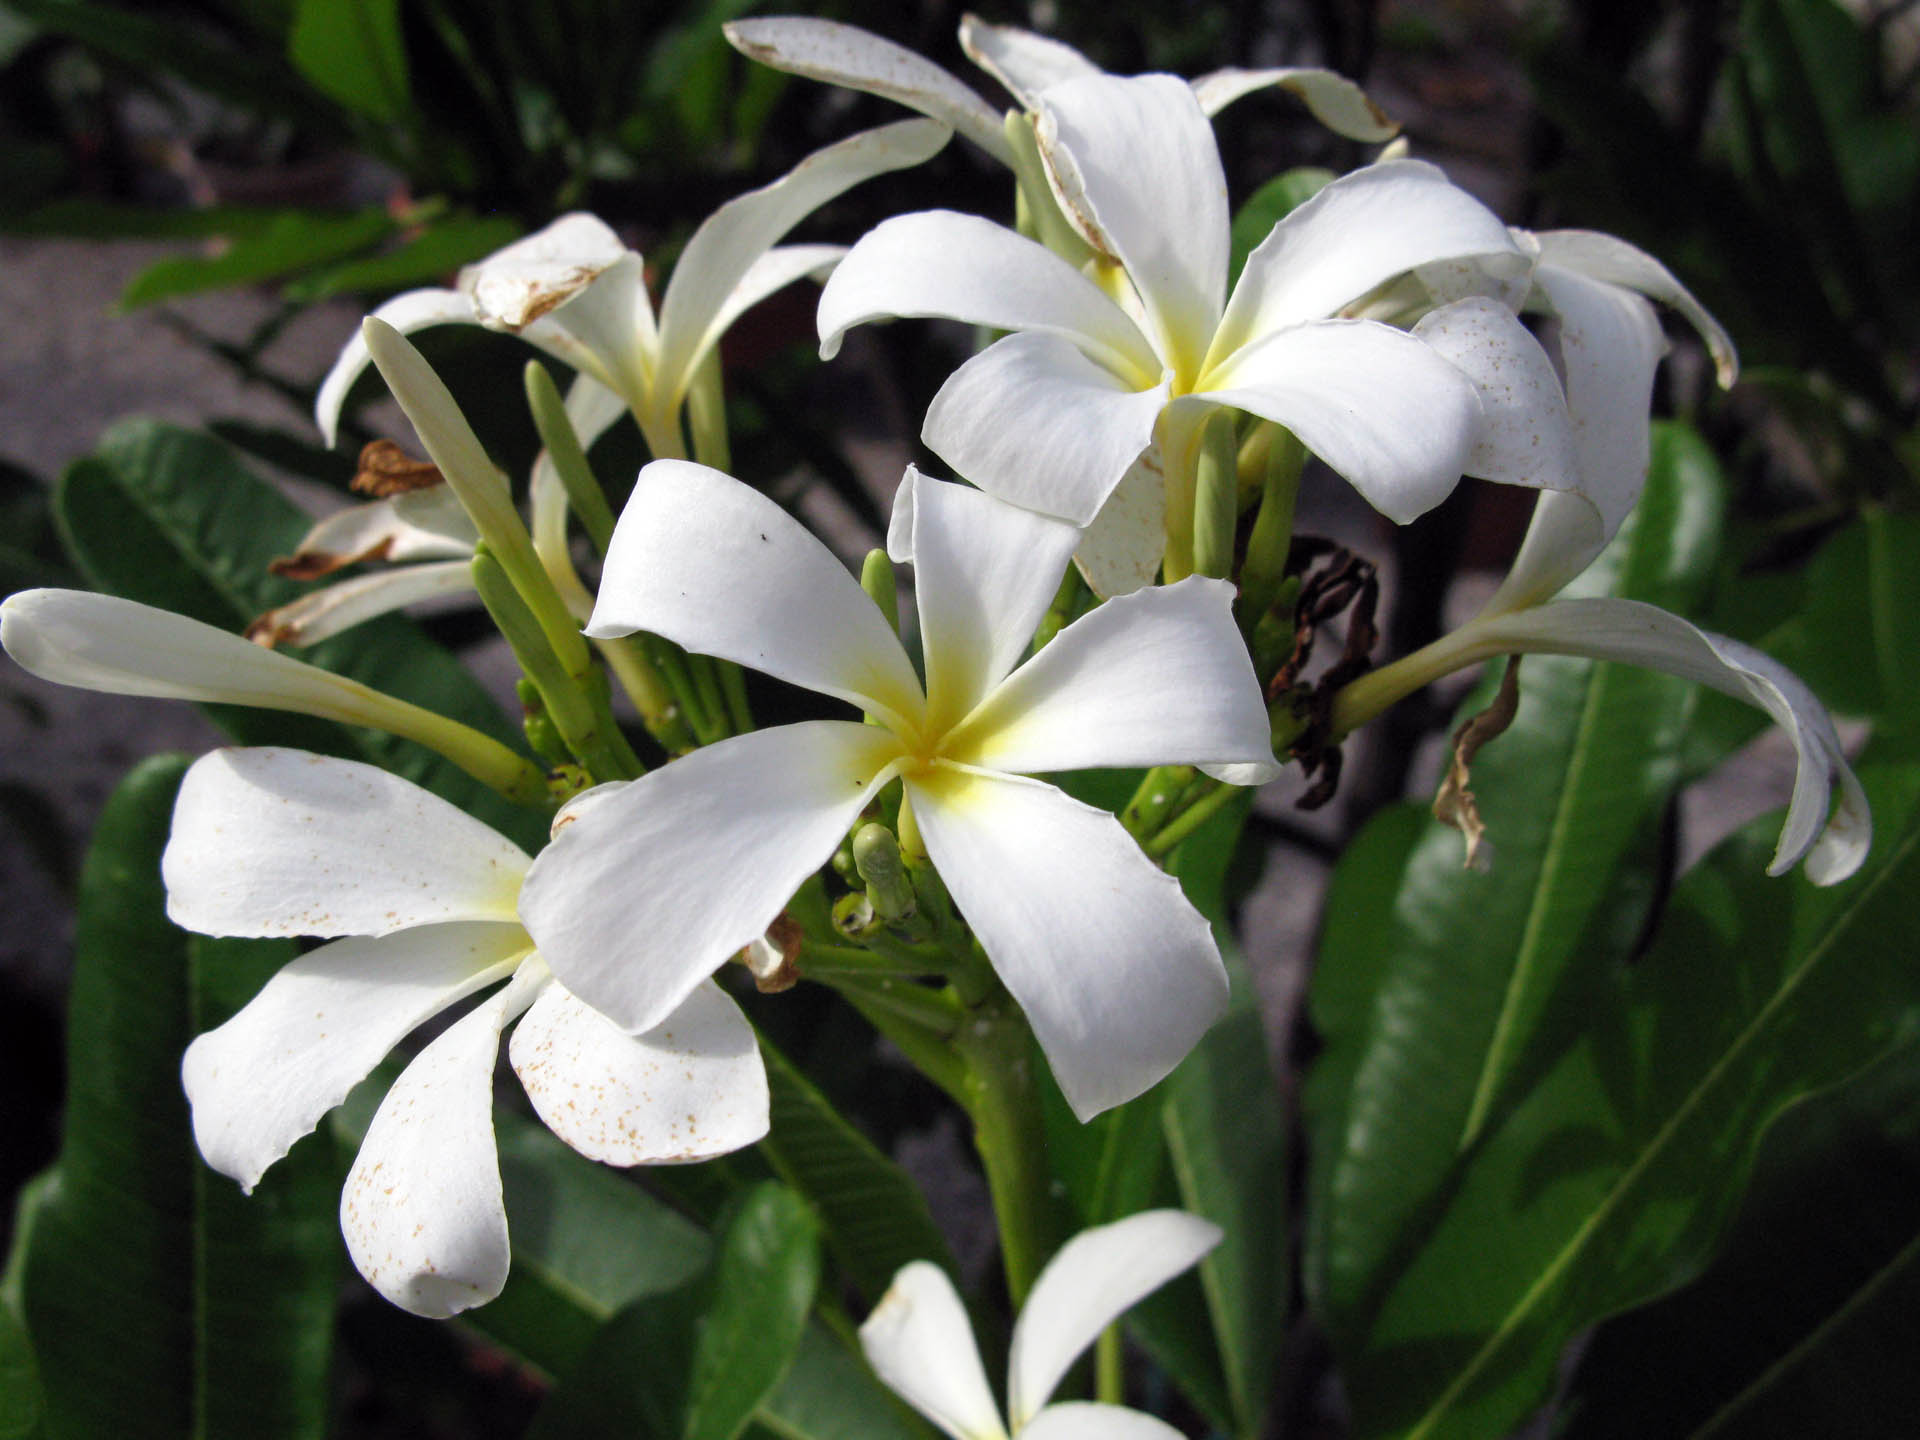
340,964 -> 542,1318
163,747 -> 528,937
515,253 -> 659,407
887,468 -> 1081,732
519,720 -> 905,1034
704,244 -> 845,352
1198,319 -> 1480,524
278,489 -> 479,576
589,460 -> 924,726
923,333 -> 1169,526
656,119 -> 952,405
315,288 -> 475,447
957,15 -> 1098,110
1486,264 -> 1667,612
1532,229 -> 1737,386
1411,297 -> 1577,492
1019,1404 -> 1188,1440
817,210 -> 1156,379
1008,1210 -> 1223,1426
1190,66 -> 1397,141
248,560 -> 476,647
953,576 -> 1278,782
460,213 -> 630,329
908,770 -> 1228,1119
1212,160 -> 1517,366
184,921 -> 528,1190
859,1261 -> 1008,1440
725,17 -> 1010,161
1074,451 -> 1168,599
1469,599 -> 1870,882
509,979 -> 768,1165
1037,74 -> 1227,376
0,588 -> 454,732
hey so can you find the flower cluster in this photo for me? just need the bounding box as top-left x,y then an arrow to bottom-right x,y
0,10 -> 1869,1402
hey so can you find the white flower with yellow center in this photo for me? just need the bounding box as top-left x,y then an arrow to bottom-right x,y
166,747 -> 768,1318
518,463 -> 1281,1119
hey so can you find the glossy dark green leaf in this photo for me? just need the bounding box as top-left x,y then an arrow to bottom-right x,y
759,1038 -> 957,1304
1229,167 -> 1335,286
289,0 -> 409,123
116,208 -> 395,310
1342,759 -> 1920,1439
1305,423 -> 1727,1347
1561,1032 -> 1920,1439
527,1182 -> 820,1440
285,215 -> 523,301
0,1300 -> 43,1440
17,756 -> 338,1439
53,418 -> 540,849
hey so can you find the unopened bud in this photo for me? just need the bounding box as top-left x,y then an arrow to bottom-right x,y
742,913 -> 803,993
853,822 -> 916,924
832,890 -> 880,941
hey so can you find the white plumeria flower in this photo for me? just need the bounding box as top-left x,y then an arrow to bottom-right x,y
518,463 -> 1282,1120
817,74 -> 1576,592
315,117 -> 949,461
724,14 -> 1398,167
166,747 -> 769,1318
861,1209 -> 1221,1440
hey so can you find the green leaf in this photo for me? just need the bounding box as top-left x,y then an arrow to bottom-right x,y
116,207 -> 395,310
285,214 -> 523,301
1229,167 -> 1334,286
0,1300 -> 44,1440
16,756 -> 338,1439
758,1039 -> 957,1304
52,418 -> 540,850
289,0 -> 409,123
1559,1032 -> 1920,1438
1305,423 -> 1727,1345
1341,759 -> 1920,1439
751,1326 -> 937,1440
527,1183 -> 821,1440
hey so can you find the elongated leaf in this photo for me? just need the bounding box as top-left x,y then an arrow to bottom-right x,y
759,1039 -> 957,1304
527,1183 -> 820,1440
1343,758 -> 1920,1439
117,208 -> 395,310
17,757 -> 338,1439
0,1301 -> 43,1440
1305,424 -> 1727,1344
1560,1032 -> 1920,1438
285,215 -> 523,301
53,418 -> 540,849
289,0 -> 409,123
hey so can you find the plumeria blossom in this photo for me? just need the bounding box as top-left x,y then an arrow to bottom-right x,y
315,117 -> 949,462
817,74 -> 1577,592
518,463 -> 1282,1119
860,1209 -> 1221,1439
168,748 -> 768,1318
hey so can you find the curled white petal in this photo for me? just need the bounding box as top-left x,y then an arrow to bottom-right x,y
1008,1210 -> 1223,1426
509,979 -> 768,1166
184,921 -> 528,1191
278,488 -> 479,576
1533,229 -> 1737,387
316,288 -> 475,448
248,560 -> 476,648
859,1260 -> 1009,1440
957,15 -> 1099,110
460,213 -> 628,330
163,747 -> 527,937
1190,65 -> 1397,140
1411,297 -> 1577,494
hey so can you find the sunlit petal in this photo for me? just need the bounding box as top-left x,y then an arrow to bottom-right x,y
656,119 -> 952,402
1019,1404 -> 1188,1440
247,560 -> 476,648
460,213 -> 628,329
725,17 -> 1010,161
1073,450 -> 1168,599
1469,599 -> 1870,882
509,978 -> 769,1165
704,244 -> 845,352
1533,229 -> 1737,386
1038,74 -> 1227,374
1190,66 -> 1396,141
859,1260 -> 1008,1440
1410,297 -> 1577,493
590,460 -> 923,724
957,15 -> 1098,110
923,333 -> 1170,526
1008,1210 -> 1222,1426
1213,160 -> 1517,365
954,577 -> 1278,781
315,288 -> 474,447
520,720 -> 905,1034
163,748 -> 527,938
887,468 -> 1080,731
817,210 -> 1155,378
184,922 -> 527,1191
909,769 -> 1228,1119
340,965 -> 542,1318
1198,319 -> 1480,524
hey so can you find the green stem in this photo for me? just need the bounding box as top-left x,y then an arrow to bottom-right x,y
1122,765 -> 1197,840
830,978 -> 969,1101
524,360 -> 618,556
685,344 -> 732,473
596,636 -> 696,755
647,634 -> 725,746
1002,112 -> 1095,267
1238,424 -> 1305,636
1096,1326 -> 1123,1405
1190,412 -> 1240,580
718,660 -> 753,733
689,653 -> 732,740
1146,779 -> 1238,858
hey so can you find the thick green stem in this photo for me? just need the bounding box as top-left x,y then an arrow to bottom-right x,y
1190,412 -> 1240,580
1145,779 -> 1238,858
685,345 -> 732,473
1238,425 -> 1306,637
524,360 -> 618,556
1122,765 -> 1198,840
